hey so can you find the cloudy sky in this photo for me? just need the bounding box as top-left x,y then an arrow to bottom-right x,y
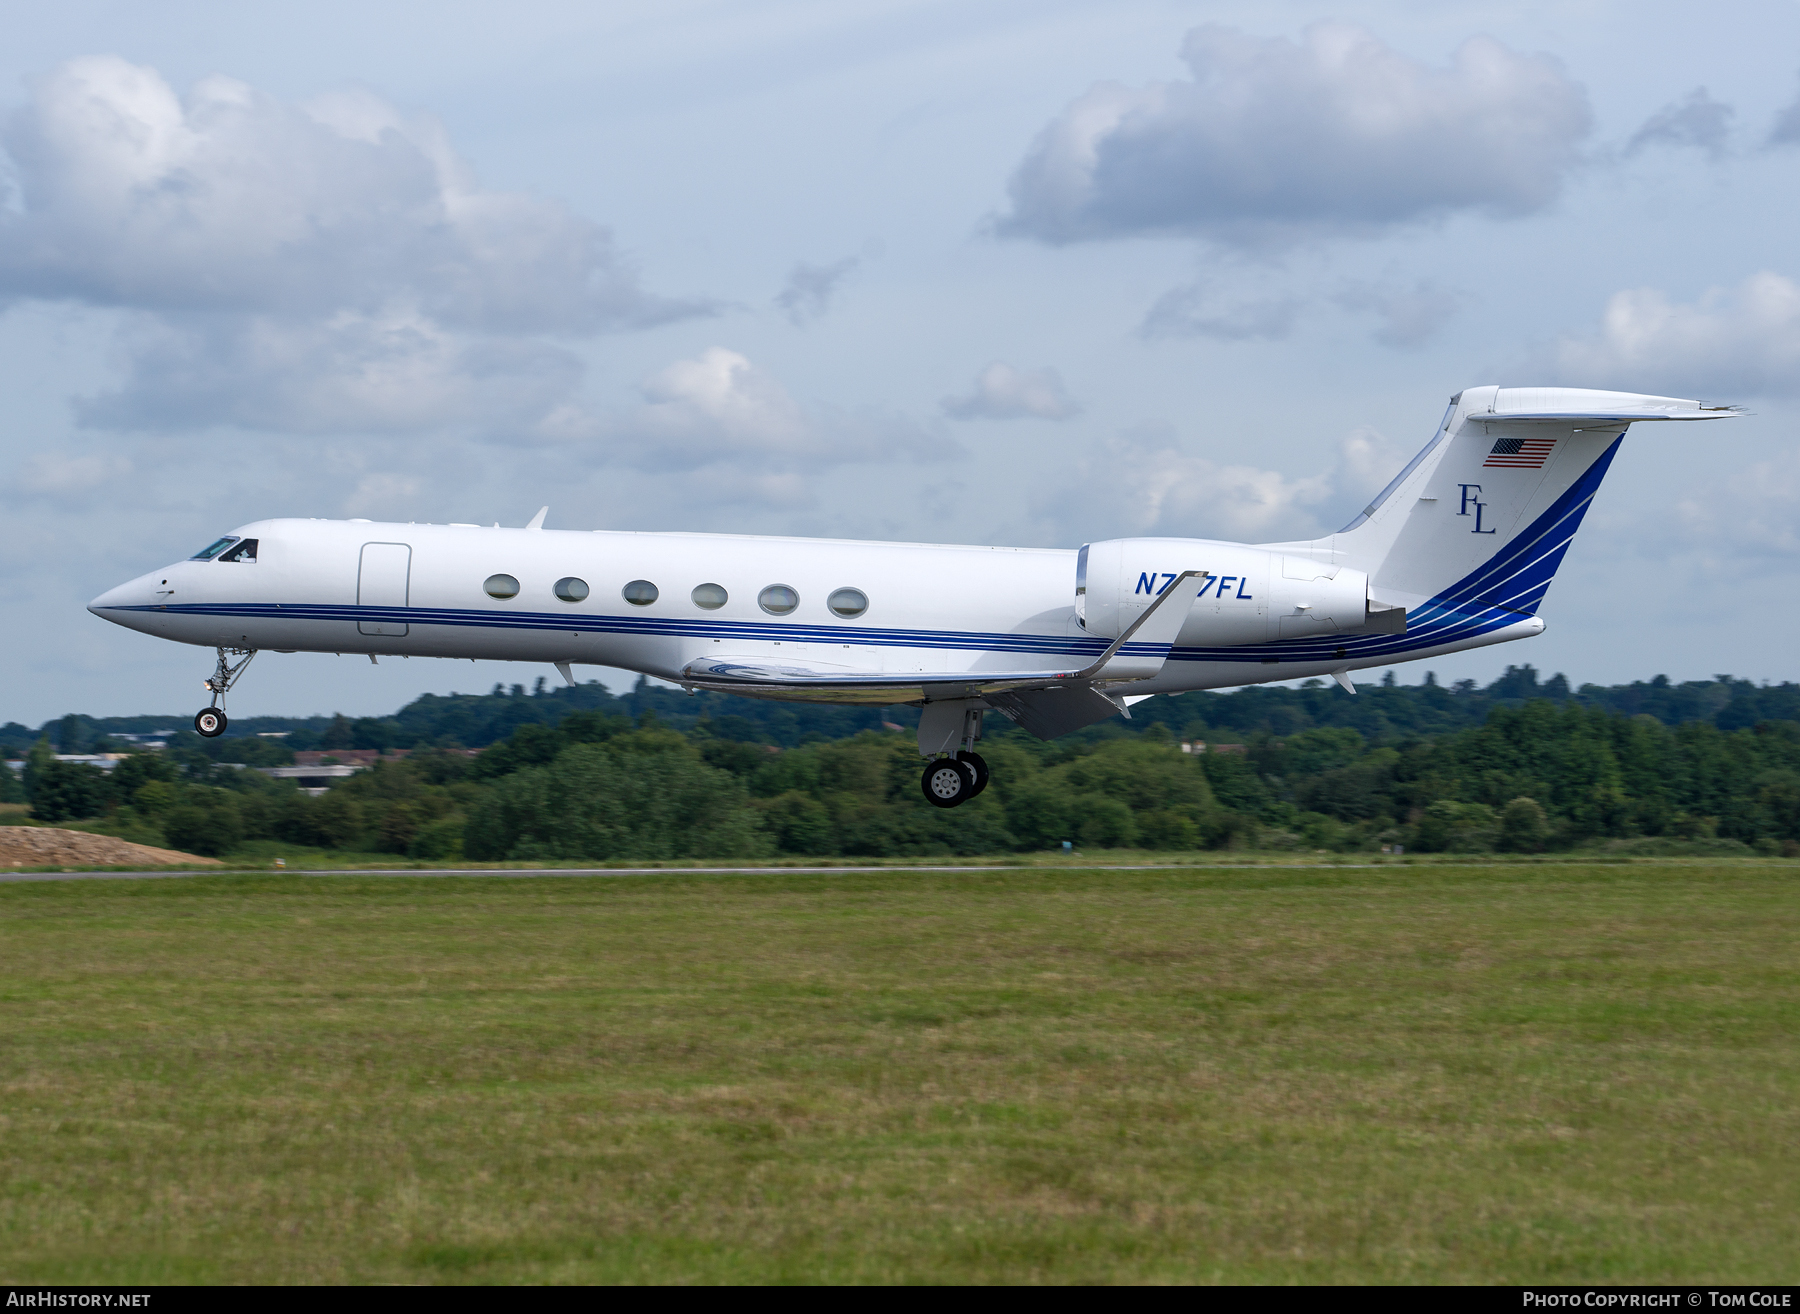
4,0 -> 1798,725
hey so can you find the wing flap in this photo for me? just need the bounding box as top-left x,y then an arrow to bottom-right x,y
680,655 -> 1100,705
984,686 -> 1124,740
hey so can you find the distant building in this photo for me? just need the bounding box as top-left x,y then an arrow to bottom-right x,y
1179,742 -> 1245,755
109,732 -> 171,751
292,749 -> 411,767
257,763 -> 364,796
266,747 -> 475,796
53,753 -> 132,772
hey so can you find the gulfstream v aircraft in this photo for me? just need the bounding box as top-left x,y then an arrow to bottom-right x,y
90,385 -> 1738,808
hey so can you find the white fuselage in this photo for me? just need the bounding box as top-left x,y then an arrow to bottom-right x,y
89,516 -> 1539,699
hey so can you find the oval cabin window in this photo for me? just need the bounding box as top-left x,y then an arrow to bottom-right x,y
827,587 -> 867,618
554,577 -> 589,603
758,584 -> 799,615
484,573 -> 520,599
622,580 -> 659,606
692,583 -> 728,610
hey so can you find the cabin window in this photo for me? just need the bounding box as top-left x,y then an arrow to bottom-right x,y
217,538 -> 258,563
484,573 -> 520,599
758,584 -> 799,615
191,536 -> 238,561
692,583 -> 728,610
554,577 -> 589,603
827,587 -> 867,618
622,580 -> 659,606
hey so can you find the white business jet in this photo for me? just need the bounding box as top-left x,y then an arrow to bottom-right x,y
90,385 -> 1738,808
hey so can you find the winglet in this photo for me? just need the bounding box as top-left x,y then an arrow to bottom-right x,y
1086,570 -> 1208,682
526,506 -> 549,531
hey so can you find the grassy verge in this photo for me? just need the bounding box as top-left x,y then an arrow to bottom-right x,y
1,864 -> 1796,1283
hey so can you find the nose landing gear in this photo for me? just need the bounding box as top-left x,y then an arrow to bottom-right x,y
194,646 -> 257,738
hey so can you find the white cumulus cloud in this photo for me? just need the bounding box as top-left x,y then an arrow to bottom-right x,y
13,449 -> 133,500
1334,278 -> 1466,348
1624,88 -> 1734,160
0,57 -> 712,435
941,362 -> 1081,420
78,308 -> 585,434
775,256 -> 860,325
1770,77 -> 1800,148
540,348 -> 949,505
997,22 -> 1591,249
1040,423 -> 1405,544
1140,282 -> 1302,341
1549,272 -> 1800,398
1676,450 -> 1800,561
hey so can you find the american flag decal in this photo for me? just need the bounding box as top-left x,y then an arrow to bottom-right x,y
1484,436 -> 1556,469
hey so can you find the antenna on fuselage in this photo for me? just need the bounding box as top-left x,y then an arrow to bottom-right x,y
525,506 -> 549,531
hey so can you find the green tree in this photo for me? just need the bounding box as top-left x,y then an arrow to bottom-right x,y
465,735 -> 770,862
307,790 -> 366,849
110,750 -> 180,798
758,792 -> 834,855
162,794 -> 244,857
0,760 -> 24,804
1137,809 -> 1201,849
1076,795 -> 1137,848
1001,780 -> 1082,851
1756,774 -> 1800,841
407,817 -> 465,860
1497,797 -> 1549,853
24,736 -> 108,822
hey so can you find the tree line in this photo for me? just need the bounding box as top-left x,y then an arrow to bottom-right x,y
8,665 -> 1800,762
11,692 -> 1800,861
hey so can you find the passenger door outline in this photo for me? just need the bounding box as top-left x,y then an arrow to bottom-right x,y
357,542 -> 411,637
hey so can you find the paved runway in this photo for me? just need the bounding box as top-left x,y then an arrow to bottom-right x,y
0,862 -> 1390,883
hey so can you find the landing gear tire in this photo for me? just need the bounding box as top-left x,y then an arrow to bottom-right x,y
195,708 -> 227,738
955,750 -> 990,798
921,757 -> 977,808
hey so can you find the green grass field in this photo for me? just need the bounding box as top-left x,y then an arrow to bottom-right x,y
2,863 -> 1796,1284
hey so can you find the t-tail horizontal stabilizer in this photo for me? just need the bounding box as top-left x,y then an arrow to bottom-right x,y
1284,387 -> 1744,624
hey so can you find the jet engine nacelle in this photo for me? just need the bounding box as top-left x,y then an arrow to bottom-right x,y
1075,538 -> 1404,646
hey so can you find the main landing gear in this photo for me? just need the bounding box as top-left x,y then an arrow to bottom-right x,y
919,751 -> 990,809
194,646 -> 257,738
917,699 -> 990,809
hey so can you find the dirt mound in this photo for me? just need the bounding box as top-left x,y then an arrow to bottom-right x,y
0,827 -> 223,869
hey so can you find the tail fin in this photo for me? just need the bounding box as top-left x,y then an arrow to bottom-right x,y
1296,386 -> 1739,617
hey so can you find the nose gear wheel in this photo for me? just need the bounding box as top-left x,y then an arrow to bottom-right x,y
195,646 -> 257,740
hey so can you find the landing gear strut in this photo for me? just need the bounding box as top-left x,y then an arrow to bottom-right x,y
195,646 -> 257,739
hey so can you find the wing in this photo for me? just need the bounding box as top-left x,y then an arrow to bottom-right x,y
678,570 -> 1210,706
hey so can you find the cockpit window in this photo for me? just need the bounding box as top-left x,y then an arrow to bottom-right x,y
217,539 -> 258,563
191,536 -> 239,561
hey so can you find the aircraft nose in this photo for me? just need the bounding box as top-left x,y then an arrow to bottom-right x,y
89,575 -> 155,618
